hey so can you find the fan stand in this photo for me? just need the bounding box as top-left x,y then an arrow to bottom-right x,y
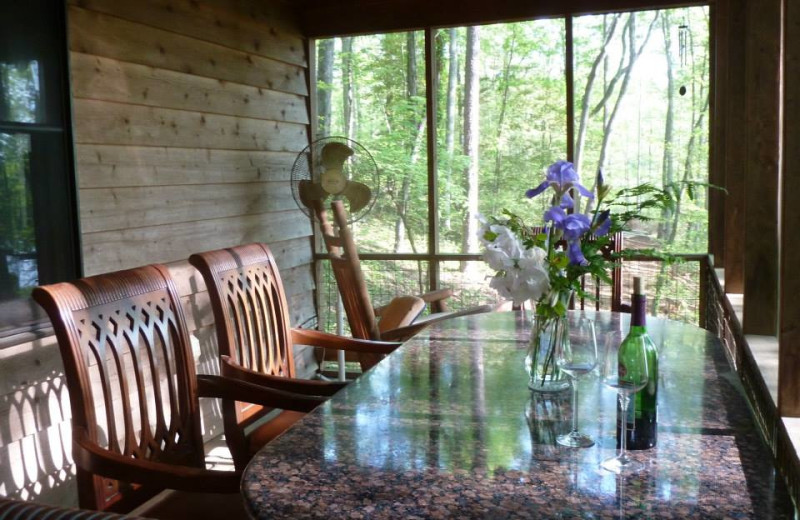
335,295 -> 347,381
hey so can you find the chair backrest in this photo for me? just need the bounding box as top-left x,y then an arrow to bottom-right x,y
581,231 -> 624,312
32,265 -> 204,512
189,243 -> 296,379
314,200 -> 381,340
507,228 -> 624,313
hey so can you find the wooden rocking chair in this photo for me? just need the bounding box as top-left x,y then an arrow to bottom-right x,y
315,200 -> 494,343
32,265 -> 323,516
189,243 -> 400,469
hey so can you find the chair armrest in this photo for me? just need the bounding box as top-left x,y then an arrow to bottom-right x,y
379,304 -> 497,342
221,356 -> 346,397
291,328 -> 400,353
376,296 -> 425,333
419,288 -> 453,303
378,322 -> 429,342
72,429 -> 241,494
421,288 -> 454,312
197,374 -> 324,413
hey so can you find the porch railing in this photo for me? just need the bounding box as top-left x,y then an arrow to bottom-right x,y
314,253 -> 713,335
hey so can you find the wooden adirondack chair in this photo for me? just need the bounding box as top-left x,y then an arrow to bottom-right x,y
315,200 -> 495,343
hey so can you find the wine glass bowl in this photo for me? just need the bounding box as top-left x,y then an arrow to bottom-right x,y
555,316 -> 597,448
600,332 -> 649,474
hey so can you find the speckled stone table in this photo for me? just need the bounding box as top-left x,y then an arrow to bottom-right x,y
242,311 -> 796,519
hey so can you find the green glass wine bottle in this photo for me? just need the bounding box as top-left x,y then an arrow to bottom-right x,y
616,277 -> 659,450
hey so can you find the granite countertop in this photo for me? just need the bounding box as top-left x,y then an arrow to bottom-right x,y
242,311 -> 795,519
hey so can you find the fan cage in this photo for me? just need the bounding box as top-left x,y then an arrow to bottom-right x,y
290,136 -> 380,224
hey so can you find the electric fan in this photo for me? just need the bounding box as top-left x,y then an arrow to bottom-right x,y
290,136 -> 380,223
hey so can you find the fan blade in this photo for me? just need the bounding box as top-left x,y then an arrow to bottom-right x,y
320,142 -> 354,170
341,181 -> 372,214
298,180 -> 328,209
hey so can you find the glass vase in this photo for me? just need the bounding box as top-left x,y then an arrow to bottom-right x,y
525,391 -> 570,461
525,308 -> 571,393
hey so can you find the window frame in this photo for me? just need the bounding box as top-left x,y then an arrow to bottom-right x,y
0,0 -> 82,342
311,6 -> 713,305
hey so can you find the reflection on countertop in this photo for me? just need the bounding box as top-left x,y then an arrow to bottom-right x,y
243,311 -> 795,519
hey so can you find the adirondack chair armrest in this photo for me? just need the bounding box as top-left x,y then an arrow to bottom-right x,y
419,288 -> 454,312
379,304 -> 497,342
291,328 -> 400,353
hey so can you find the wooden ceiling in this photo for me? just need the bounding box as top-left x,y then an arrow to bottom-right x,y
292,0 -> 710,38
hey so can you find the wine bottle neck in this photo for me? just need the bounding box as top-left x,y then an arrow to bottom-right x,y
631,294 -> 647,328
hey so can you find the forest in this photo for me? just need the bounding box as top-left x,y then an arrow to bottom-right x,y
316,7 -> 710,257
314,7 -> 711,324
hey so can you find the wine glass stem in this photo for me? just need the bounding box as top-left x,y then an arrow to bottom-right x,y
571,377 -> 579,434
619,393 -> 631,459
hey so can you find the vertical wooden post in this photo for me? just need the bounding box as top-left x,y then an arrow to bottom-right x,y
306,37 -> 324,327
724,0 -> 747,294
699,256 -> 709,330
742,0 -> 781,335
566,16 -> 575,164
708,2 -> 726,266
779,0 -> 800,416
425,28 -> 440,292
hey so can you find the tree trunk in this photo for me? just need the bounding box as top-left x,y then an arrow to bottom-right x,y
490,31 -> 516,215
394,33 -> 422,253
461,26 -> 481,268
341,37 -> 355,141
444,28 -> 459,231
317,39 -> 335,137
658,13 -> 676,241
574,14 -> 620,176
596,12 -> 660,173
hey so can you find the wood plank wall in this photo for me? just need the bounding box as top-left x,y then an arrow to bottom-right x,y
741,0 -> 780,335
779,0 -> 800,417
0,0 -> 314,506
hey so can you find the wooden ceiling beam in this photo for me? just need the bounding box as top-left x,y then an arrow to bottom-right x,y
296,0 -> 710,38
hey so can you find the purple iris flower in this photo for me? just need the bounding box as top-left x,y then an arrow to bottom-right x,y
568,241 -> 588,266
526,160 -> 594,200
594,209 -> 612,236
544,207 -> 592,265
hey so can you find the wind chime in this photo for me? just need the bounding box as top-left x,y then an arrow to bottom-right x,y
678,22 -> 689,96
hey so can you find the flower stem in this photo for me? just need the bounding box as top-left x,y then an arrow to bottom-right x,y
541,317 -> 558,386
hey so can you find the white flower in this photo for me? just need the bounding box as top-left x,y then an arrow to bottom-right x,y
479,219 -> 551,305
483,246 -> 513,271
492,225 -> 522,256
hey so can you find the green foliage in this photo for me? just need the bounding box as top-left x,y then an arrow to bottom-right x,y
1,62 -> 39,298
316,6 -> 711,261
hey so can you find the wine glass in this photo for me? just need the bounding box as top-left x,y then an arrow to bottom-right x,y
555,316 -> 597,448
600,333 -> 649,474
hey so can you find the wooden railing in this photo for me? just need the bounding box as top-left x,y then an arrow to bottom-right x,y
314,252 -> 714,333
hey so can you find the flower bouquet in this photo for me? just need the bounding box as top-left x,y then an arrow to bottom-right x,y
479,159 -> 683,391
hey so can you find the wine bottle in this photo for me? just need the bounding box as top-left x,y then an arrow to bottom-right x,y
616,277 -> 659,450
